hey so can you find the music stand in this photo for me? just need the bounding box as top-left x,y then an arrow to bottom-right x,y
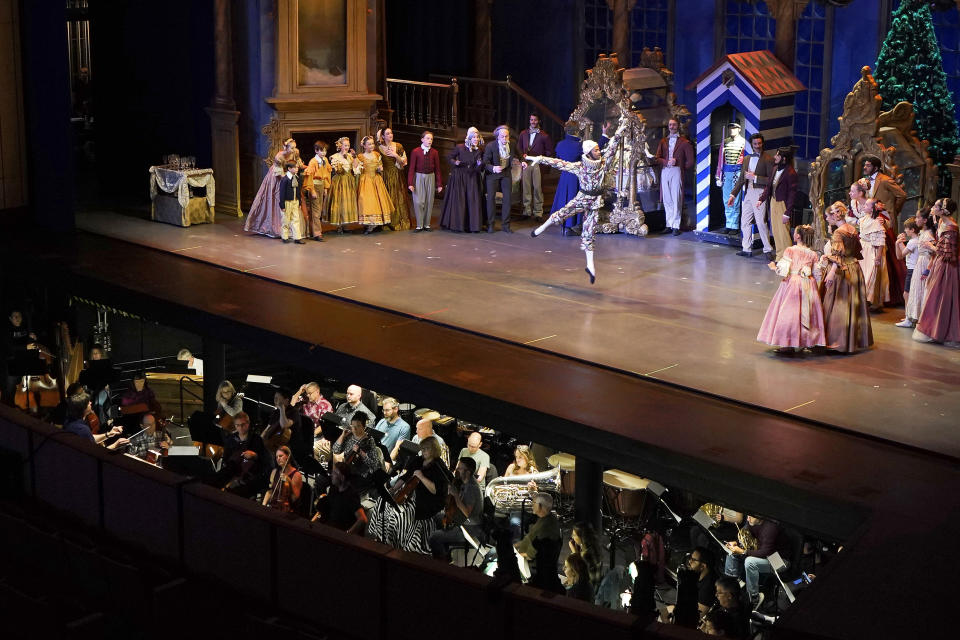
161,454 -> 216,481
767,551 -> 796,604
242,374 -> 274,425
394,440 -> 420,472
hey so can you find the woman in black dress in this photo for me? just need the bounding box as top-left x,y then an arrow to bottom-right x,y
440,126 -> 484,232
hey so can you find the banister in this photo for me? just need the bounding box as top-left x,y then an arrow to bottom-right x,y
386,77 -> 452,89
504,76 -> 566,128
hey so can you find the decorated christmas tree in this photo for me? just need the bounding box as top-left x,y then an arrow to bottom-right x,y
874,0 -> 959,193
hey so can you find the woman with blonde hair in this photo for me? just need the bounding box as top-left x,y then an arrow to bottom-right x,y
357,135 -> 394,234
329,136 -> 361,233
440,126 -> 485,232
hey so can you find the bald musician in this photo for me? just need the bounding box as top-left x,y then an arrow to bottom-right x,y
458,431 -> 490,488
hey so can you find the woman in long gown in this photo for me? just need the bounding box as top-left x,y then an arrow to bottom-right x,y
356,136 -> 394,234
902,209 -> 937,326
439,127 -> 484,232
858,198 -> 890,311
245,138 -> 303,237
913,198 -> 960,345
329,137 -> 361,233
819,222 -> 873,353
757,225 -> 826,352
377,128 -> 411,230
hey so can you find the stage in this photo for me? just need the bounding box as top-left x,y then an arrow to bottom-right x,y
78,209 -> 960,459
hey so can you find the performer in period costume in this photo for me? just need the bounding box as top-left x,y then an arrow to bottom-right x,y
861,156 -> 908,306
483,125 -> 522,233
858,199 -> 890,311
716,121 -> 745,234
655,117 -> 695,236
757,147 -> 798,261
528,118 -> 628,284
377,128 -> 411,230
279,162 -> 305,244
517,113 -> 554,220
439,127 -> 485,233
899,210 -> 937,328
819,223 -> 873,353
913,198 -> 960,345
550,123 -> 583,235
407,130 -> 443,232
303,140 -> 331,241
356,136 -> 394,234
329,137 -> 361,233
245,138 -> 303,237
757,225 -> 826,352
728,133 -> 774,259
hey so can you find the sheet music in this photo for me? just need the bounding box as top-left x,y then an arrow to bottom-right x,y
692,509 -> 734,555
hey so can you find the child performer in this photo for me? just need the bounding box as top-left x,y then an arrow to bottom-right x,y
528,117 -> 629,284
820,223 -> 873,353
303,140 -> 331,241
895,216 -> 921,327
279,162 -> 305,244
757,224 -> 826,352
858,198 -> 890,311
913,198 -> 960,345
329,137 -> 361,234
356,135 -> 394,234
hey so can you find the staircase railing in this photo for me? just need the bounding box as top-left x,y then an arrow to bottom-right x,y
385,77 -> 459,132
428,74 -> 565,142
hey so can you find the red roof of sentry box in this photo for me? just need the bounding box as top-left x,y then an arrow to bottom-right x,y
686,50 -> 805,97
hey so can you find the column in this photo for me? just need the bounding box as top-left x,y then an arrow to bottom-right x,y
606,0 -> 637,67
206,0 -> 242,218
768,0 -> 810,72
202,338 -> 225,415
574,457 -> 602,532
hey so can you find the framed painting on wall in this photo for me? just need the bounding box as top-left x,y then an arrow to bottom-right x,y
297,0 -> 347,87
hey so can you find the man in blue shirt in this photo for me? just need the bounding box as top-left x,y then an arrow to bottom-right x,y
373,397 -> 409,451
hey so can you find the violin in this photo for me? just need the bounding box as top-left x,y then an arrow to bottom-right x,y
344,434 -> 373,466
442,476 -> 463,528
391,457 -> 423,505
83,409 -> 101,435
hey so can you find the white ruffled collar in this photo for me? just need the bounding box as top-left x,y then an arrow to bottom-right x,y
581,154 -> 601,168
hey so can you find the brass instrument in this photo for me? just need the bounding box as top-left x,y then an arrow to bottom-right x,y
737,522 -> 759,552
484,467 -> 560,512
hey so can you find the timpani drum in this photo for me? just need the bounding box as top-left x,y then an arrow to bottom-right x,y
397,403 -> 416,425
602,469 -> 652,520
548,453 -> 577,497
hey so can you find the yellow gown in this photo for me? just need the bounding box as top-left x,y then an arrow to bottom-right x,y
357,152 -> 394,226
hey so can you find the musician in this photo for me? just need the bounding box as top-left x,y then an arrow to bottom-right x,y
219,411 -> 268,498
457,432 -> 490,488
312,462 -> 366,534
373,397 -> 410,452
176,348 -> 203,378
563,553 -> 594,602
515,492 -> 563,592
569,522 -> 604,590
2,309 -> 38,404
334,384 -> 374,428
215,380 -> 243,418
391,417 -> 449,468
369,436 -> 448,553
713,577 -> 750,638
292,381 -> 334,461
428,456 -> 484,561
262,446 -> 304,514
77,344 -> 118,416
261,387 -> 306,461
688,547 -> 717,616
723,515 -> 790,608
332,411 -> 384,488
125,412 -> 172,459
505,445 -> 537,476
61,389 -> 129,449
119,371 -> 162,416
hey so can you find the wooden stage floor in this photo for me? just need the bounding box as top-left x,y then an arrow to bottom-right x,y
78,210 -> 960,459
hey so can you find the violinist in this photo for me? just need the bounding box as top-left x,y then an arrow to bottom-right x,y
119,370 -> 162,415
219,411 -> 268,498
262,446 -> 304,514
368,436 -> 448,553
61,389 -> 129,450
331,411 -> 384,489
312,462 -> 366,534
215,380 -> 243,421
261,387 -> 304,459
428,456 -> 484,561
125,412 -> 172,459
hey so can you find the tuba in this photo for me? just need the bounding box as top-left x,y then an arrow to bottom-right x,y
485,467 -> 560,512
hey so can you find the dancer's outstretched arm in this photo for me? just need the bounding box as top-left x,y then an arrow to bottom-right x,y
601,119 -> 630,164
526,155 -> 578,173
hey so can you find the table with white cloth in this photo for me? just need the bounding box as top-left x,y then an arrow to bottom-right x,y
148,165 -> 216,227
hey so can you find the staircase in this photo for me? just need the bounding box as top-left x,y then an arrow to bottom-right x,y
384,75 -> 566,214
